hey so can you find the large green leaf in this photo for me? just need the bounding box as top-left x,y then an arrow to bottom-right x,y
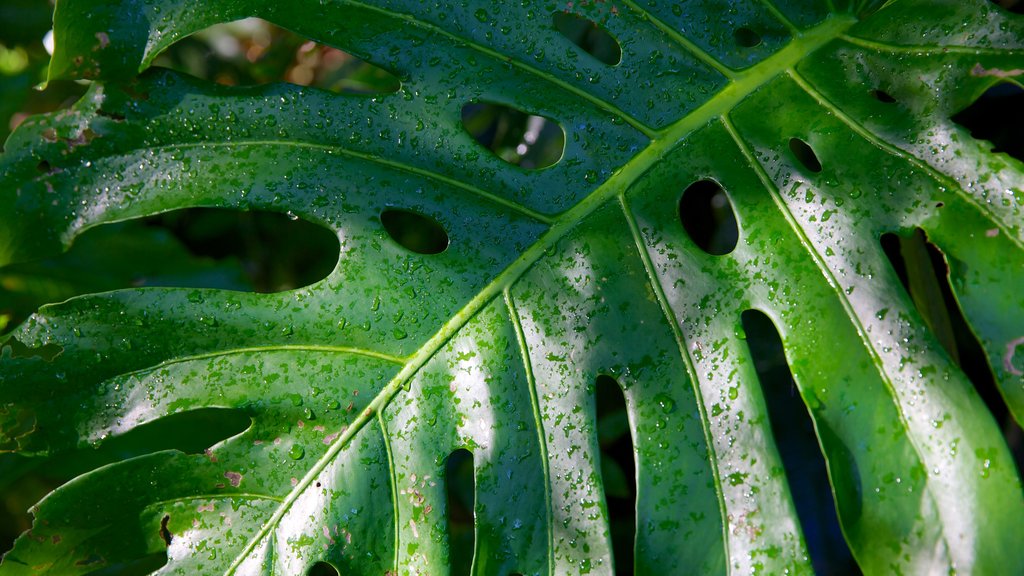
2,0 -> 1023,574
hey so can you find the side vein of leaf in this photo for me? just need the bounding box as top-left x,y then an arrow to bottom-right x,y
378,411 -> 400,575
840,34 -> 1024,56
617,195 -> 731,568
787,68 -> 1024,250
149,492 -> 285,508
505,289 -> 554,576
337,0 -> 655,136
133,140 -> 554,225
226,15 -> 856,570
114,345 -> 405,383
616,0 -> 737,79
719,110 -> 955,561
757,0 -> 801,36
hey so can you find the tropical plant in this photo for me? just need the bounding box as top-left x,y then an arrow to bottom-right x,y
1,0 -> 1023,574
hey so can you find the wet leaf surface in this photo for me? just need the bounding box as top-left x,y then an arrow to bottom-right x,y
1,1 -> 1023,574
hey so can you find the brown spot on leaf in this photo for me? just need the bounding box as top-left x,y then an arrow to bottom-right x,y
63,128 -> 98,150
224,470 -> 243,487
95,32 -> 110,49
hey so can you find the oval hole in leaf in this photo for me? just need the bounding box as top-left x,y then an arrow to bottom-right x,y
740,310 -> 860,575
446,448 -> 475,576
789,137 -> 823,173
595,374 -> 636,575
880,229 -> 1024,474
0,208 -> 339,328
552,11 -> 622,66
154,208 -> 339,291
380,209 -> 449,255
461,102 -> 565,169
307,561 -> 340,576
733,27 -> 762,48
871,89 -> 896,103
678,179 -> 739,255
951,81 -> 1024,163
151,17 -> 400,94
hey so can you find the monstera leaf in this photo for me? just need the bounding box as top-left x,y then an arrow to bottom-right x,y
2,0 -> 1023,573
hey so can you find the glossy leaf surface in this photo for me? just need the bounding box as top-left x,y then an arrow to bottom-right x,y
1,0 -> 1023,574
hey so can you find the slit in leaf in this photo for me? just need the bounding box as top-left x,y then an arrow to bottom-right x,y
90,406 -> 251,456
461,102 -> 565,169
789,137 -> 823,173
77,551 -> 168,575
380,209 -> 449,255
880,229 -> 1024,474
307,561 -> 340,576
951,81 -> 1024,163
0,208 -> 339,328
158,514 -> 172,546
552,11 -> 622,65
733,27 -> 762,48
446,448 -> 475,576
151,17 -> 400,94
0,407 -> 251,556
595,374 -> 636,575
741,310 -> 860,575
678,179 -> 739,256
1,338 -> 63,361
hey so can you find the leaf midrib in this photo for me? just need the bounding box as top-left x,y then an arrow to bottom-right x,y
223,13 -> 859,573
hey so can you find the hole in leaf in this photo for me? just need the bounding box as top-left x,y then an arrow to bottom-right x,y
153,208 -> 339,291
0,208 -> 339,329
679,179 -> 739,255
871,89 -> 896,103
881,229 -> 1024,474
159,514 -> 173,546
380,209 -> 449,255
552,11 -> 622,66
741,310 -> 860,575
461,102 -> 565,169
595,374 -> 636,575
307,561 -> 340,576
733,27 -> 762,48
151,17 -> 400,94
952,81 -> 1024,163
991,0 -> 1024,14
446,448 -> 475,576
789,137 -> 823,173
